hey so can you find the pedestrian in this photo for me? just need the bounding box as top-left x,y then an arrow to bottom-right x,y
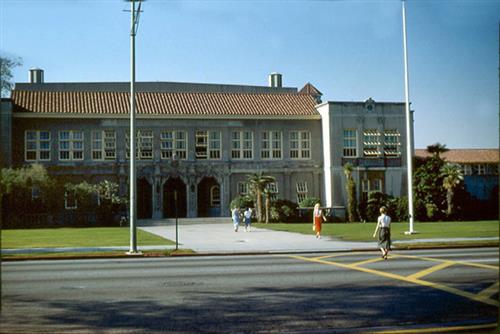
244,207 -> 253,232
372,206 -> 392,259
313,203 -> 326,239
232,207 -> 240,232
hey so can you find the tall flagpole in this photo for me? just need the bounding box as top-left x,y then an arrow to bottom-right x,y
402,0 -> 416,234
127,0 -> 143,254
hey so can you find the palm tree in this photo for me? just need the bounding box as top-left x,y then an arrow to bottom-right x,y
343,163 -> 358,222
440,163 -> 464,217
426,143 -> 449,160
246,172 -> 275,223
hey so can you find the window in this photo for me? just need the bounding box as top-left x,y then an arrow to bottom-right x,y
231,131 -> 253,160
238,182 -> 249,196
161,130 -> 187,160
488,164 -> 498,176
138,130 -> 153,160
64,191 -> 77,210
296,181 -> 308,204
463,164 -> 472,176
363,129 -> 380,157
196,130 -> 221,160
477,164 -> 486,176
261,131 -> 282,159
361,179 -> 383,193
343,129 -> 357,157
31,186 -> 40,200
25,130 -> 51,161
210,186 -> 221,206
266,182 -> 279,200
92,130 -> 116,160
126,130 -> 153,160
59,130 -> 84,161
384,130 -> 401,156
290,131 -> 311,159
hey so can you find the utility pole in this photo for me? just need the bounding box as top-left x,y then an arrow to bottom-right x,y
126,0 -> 144,254
402,0 -> 416,235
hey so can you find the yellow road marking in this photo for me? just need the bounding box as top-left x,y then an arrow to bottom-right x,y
289,255 -> 499,307
407,261 -> 454,280
477,282 -> 499,300
313,252 -> 362,260
391,253 -> 499,270
367,322 -> 498,334
350,256 -> 386,267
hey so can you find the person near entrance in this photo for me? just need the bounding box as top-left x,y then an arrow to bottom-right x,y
232,207 -> 241,232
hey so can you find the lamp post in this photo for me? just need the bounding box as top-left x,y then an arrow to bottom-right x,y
126,0 -> 144,254
402,0 -> 416,235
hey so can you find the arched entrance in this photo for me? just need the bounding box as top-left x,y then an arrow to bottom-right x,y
197,177 -> 221,217
163,177 -> 187,218
137,178 -> 152,219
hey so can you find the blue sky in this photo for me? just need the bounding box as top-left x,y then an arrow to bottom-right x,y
1,0 -> 498,149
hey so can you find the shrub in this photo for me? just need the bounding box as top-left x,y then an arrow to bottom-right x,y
270,199 -> 299,222
230,195 -> 254,210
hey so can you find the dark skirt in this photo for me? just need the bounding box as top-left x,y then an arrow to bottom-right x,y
378,227 -> 391,249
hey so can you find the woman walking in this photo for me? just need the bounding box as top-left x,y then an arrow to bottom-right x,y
372,206 -> 392,259
313,203 -> 326,239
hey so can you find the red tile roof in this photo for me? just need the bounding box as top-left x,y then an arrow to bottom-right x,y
11,90 -> 319,117
415,149 -> 499,163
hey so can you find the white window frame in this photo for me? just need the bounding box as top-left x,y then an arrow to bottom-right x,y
261,131 -> 282,160
126,130 -> 153,160
92,130 -> 116,161
463,164 -> 472,176
384,129 -> 401,157
238,182 -> 249,196
161,130 -> 187,160
343,129 -> 357,157
296,181 -> 308,204
231,131 -> 253,160
477,164 -> 486,176
363,129 -> 380,157
290,131 -> 311,160
210,185 -> 221,206
266,181 -> 279,200
25,130 -> 51,161
195,130 -> 221,160
59,130 -> 84,161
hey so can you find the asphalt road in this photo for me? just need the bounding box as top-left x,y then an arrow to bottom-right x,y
1,248 -> 498,333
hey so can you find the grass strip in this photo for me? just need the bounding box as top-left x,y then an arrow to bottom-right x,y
1,227 -> 174,249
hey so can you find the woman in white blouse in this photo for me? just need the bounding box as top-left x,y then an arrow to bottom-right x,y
372,206 -> 392,259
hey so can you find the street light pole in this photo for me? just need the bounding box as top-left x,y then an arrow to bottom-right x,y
127,0 -> 143,254
402,0 -> 416,235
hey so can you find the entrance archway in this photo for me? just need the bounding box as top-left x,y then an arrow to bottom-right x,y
197,177 -> 221,217
163,177 -> 187,218
137,178 -> 152,219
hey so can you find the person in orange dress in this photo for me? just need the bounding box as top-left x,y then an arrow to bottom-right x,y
313,203 -> 326,239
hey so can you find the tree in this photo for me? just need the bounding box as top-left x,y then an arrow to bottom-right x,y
343,163 -> 358,222
426,143 -> 449,160
246,172 -> 275,223
413,154 -> 446,221
440,163 -> 464,217
1,55 -> 22,97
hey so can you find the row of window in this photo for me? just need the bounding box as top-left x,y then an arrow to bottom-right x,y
25,130 -> 312,162
237,181 -> 309,204
462,164 -> 498,176
343,129 -> 401,157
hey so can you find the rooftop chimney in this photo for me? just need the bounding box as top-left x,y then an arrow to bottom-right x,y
268,72 -> 282,88
29,68 -> 44,84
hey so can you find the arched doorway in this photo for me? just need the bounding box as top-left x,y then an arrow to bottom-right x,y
197,177 -> 221,217
163,177 -> 187,218
137,178 -> 152,219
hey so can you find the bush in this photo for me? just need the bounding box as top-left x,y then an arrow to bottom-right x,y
299,197 -> 320,208
270,199 -> 299,222
230,195 -> 254,210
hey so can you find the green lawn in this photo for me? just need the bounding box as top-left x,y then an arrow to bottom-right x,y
1,227 -> 174,249
253,221 -> 499,242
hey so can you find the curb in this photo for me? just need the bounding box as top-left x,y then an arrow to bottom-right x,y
2,243 -> 498,261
